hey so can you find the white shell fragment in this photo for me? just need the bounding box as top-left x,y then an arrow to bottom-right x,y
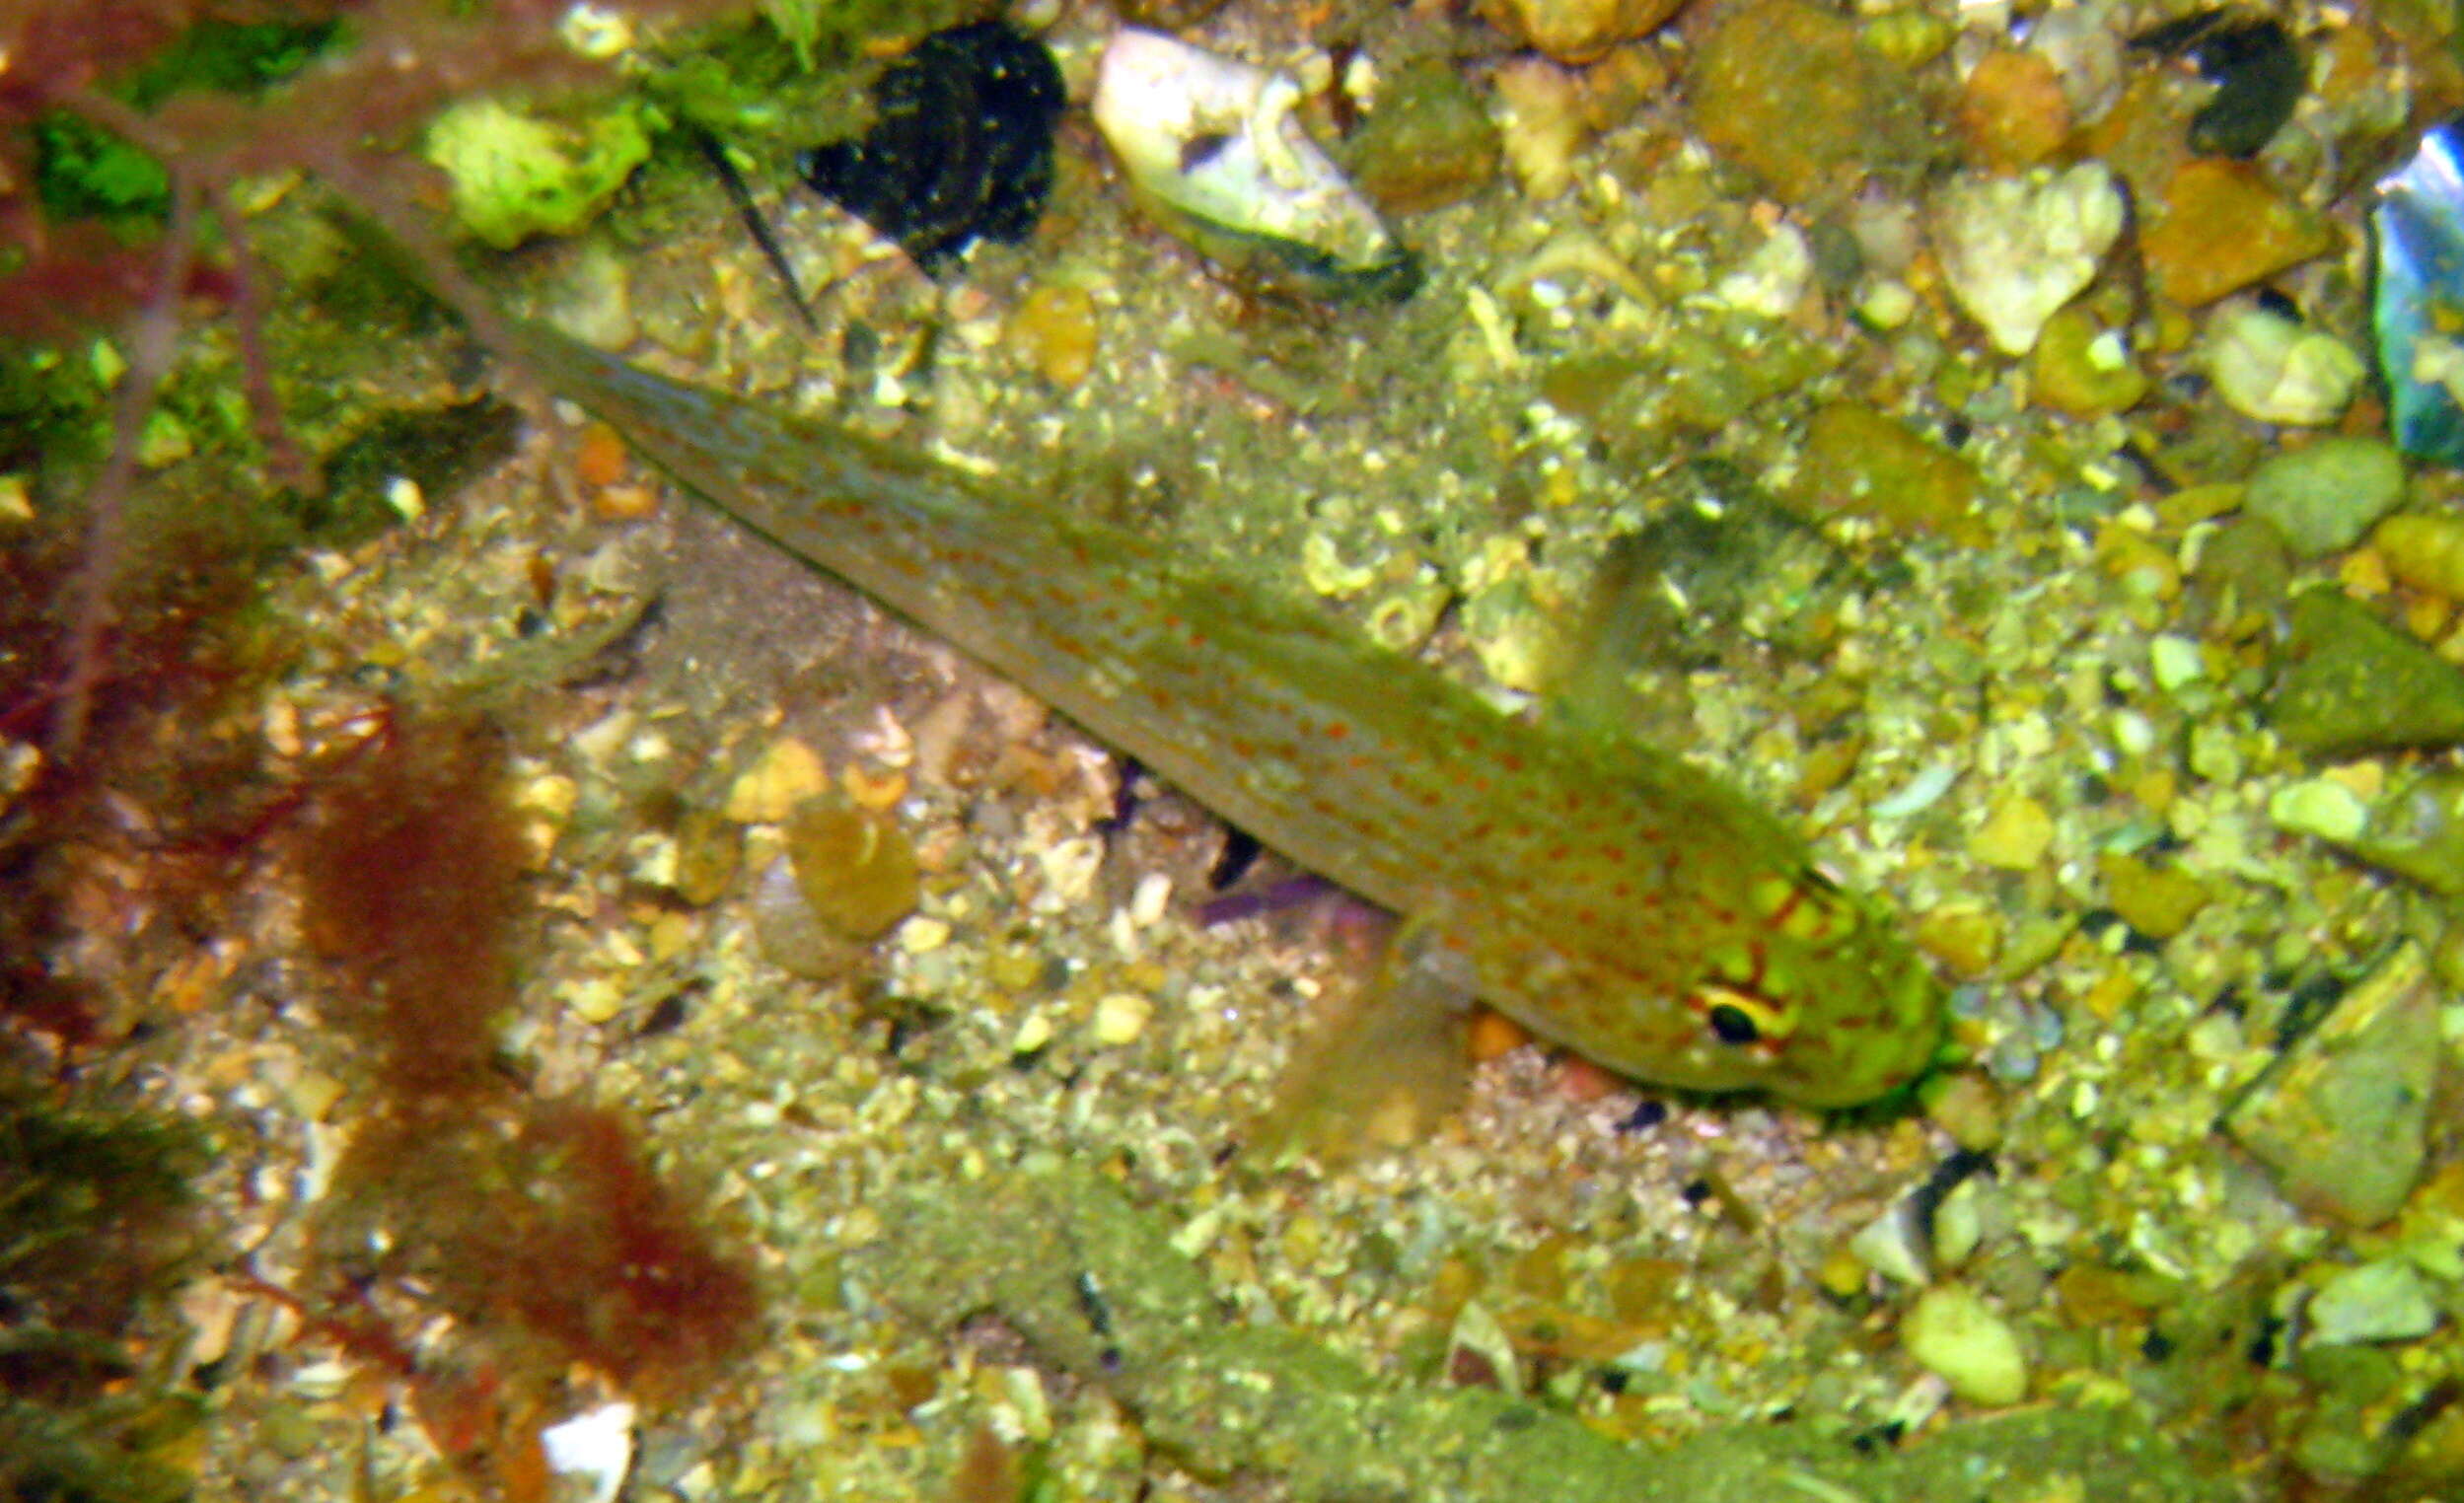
1092,29 -> 1418,301
1929,164 -> 2124,356
540,1401 -> 637,1503
2204,300 -> 2365,426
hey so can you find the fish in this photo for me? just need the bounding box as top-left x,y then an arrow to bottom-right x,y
504,318 -> 1947,1113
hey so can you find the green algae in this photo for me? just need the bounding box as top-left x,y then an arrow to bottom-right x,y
425,96 -> 657,251
856,1158 -> 2235,1502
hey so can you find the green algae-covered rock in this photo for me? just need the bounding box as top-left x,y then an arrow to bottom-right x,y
2244,437 -> 2408,558
1796,401 -> 1986,544
1687,0 -> 1926,207
2222,941 -> 2438,1228
425,96 -> 653,250
1342,57 -> 1500,216
2266,588 -> 2464,754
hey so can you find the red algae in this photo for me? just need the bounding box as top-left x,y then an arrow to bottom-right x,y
323,1095 -> 760,1399
291,701 -> 758,1441
0,479 -> 290,1045
292,706 -> 529,1096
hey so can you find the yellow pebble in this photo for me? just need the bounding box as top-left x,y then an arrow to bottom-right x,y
2096,851 -> 2210,941
898,915 -> 951,954
2129,768 -> 2175,817
2155,480 -> 2243,532
842,760 -> 909,812
1915,901 -> 2000,977
1091,992 -> 1153,1045
1969,794 -> 2055,871
2081,968 -> 2138,1022
1009,283 -> 1099,390
1815,1246 -> 1870,1300
724,738 -> 829,823
2374,512 -> 2464,599
786,792 -> 921,941
2338,545 -> 2392,598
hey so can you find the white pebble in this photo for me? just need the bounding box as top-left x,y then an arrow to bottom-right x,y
541,1401 -> 636,1503
1130,872 -> 1174,928
1929,164 -> 2124,356
1849,1204 -> 1929,1286
2204,300 -> 2363,426
2308,1260 -> 2439,1345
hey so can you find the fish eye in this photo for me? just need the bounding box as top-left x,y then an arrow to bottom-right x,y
1706,1002 -> 1760,1044
1693,982 -> 1794,1051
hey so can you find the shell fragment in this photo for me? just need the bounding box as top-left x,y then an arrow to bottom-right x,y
1092,29 -> 1419,302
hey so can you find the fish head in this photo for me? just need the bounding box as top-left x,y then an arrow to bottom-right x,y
1664,864 -> 1950,1109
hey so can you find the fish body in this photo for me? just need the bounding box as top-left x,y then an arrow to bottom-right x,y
516,323 -> 1945,1108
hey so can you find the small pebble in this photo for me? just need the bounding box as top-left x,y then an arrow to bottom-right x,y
2140,159 -> 2334,308
563,976 -> 627,1026
575,421 -> 628,488
1928,1179 -> 1985,1271
2371,512 -> 2464,598
2029,304 -> 2148,418
1689,0 -> 1924,205
1011,1012 -> 1053,1055
786,793 -> 921,942
1914,902 -> 1999,978
1849,1203 -> 1928,1286
1009,283 -> 1099,391
1480,0 -> 1682,64
1969,794 -> 2054,871
2244,438 -> 2408,558
2269,777 -> 2370,843
1954,47 -> 2070,172
1130,872 -> 1174,928
2205,302 -> 2363,427
899,915 -> 951,955
541,1401 -> 637,1503
1929,164 -> 2123,356
1923,1072 -> 2004,1152
2148,634 -> 2205,692
1490,56 -> 1588,200
2307,1259 -> 2439,1345
1901,1284 -> 2029,1405
2096,851 -> 2210,941
725,739 -> 830,823
1091,992 -> 1154,1045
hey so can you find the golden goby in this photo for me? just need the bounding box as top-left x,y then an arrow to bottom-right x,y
512,322 -> 1946,1109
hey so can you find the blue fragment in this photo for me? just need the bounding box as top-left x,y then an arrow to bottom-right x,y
2374,118 -> 2464,465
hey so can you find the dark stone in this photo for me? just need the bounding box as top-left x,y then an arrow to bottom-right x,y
797,22 -> 1065,274
2130,11 -> 2303,160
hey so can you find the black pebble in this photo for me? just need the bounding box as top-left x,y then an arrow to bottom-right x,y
797,22 -> 1066,274
2130,11 -> 2303,160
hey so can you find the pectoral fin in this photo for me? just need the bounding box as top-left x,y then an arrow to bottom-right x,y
1246,917 -> 1474,1167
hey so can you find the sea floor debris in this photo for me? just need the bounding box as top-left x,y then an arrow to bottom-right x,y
857,1157 -> 2235,1503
